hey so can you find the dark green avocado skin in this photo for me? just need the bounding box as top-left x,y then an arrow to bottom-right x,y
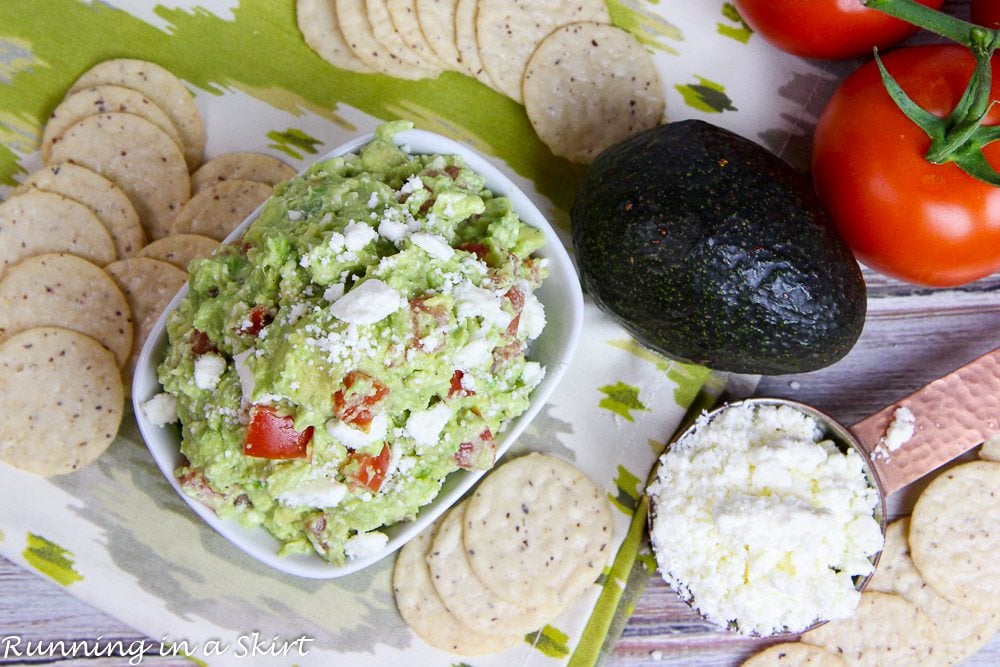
571,119 -> 866,375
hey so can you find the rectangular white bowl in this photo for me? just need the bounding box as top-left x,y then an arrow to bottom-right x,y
132,128 -> 584,578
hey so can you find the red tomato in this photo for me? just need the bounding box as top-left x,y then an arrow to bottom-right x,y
342,443 -> 391,493
972,0 -> 1000,29
811,45 -> 1000,287
243,405 -> 313,459
453,428 -> 495,470
734,0 -> 945,59
332,370 -> 389,432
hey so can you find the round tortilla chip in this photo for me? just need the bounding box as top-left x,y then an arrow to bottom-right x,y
48,112 -> 191,242
297,0 -> 375,74
136,234 -> 219,272
0,327 -> 123,476
386,0 -> 446,69
909,460 -> 1000,612
42,84 -> 184,165
69,58 -> 205,170
368,0 -> 445,72
0,189 -> 116,275
869,518 -> 1000,665
476,0 -> 610,102
0,253 -> 133,369
463,452 -> 614,609
416,0 -> 464,71
801,592 -> 941,667
741,642 -> 848,666
523,22 -> 664,164
104,257 -> 188,392
14,163 -> 145,257
168,179 -> 273,241
980,432 -> 1000,462
393,517 -> 522,655
336,0 -> 440,79
191,152 -> 296,193
427,500 -> 561,636
454,0 -> 498,87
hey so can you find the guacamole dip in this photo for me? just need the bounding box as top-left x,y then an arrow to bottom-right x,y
157,122 -> 549,564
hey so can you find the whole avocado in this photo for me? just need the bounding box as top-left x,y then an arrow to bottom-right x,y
571,119 -> 866,375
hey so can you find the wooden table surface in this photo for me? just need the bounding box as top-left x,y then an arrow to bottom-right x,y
3,275 -> 999,666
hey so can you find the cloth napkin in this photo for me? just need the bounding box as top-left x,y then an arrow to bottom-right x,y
0,0 -> 826,663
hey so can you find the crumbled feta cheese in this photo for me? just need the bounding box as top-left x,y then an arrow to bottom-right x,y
344,219 -> 379,252
410,232 -> 455,261
520,361 -> 546,388
367,191 -> 379,208
453,281 -> 512,329
404,403 -> 452,448
377,216 -> 408,243
288,210 -> 303,221
453,334 -> 493,371
398,174 -> 424,195
344,530 -> 389,560
329,279 -> 404,325
278,477 -> 348,508
518,290 -> 546,340
648,402 -> 883,637
323,283 -> 345,303
872,406 -> 916,462
233,349 -> 255,404
193,353 -> 226,391
327,411 -> 388,449
141,392 -> 178,427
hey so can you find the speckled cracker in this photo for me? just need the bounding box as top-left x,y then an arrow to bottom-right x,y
869,518 -> 1000,665
386,0 -> 445,69
476,0 -> 610,102
168,179 -> 273,241
297,0 -> 374,74
909,461 -> 1000,612
427,500 -> 560,636
454,0 -> 496,87
0,327 -> 123,476
14,163 -> 145,258
0,253 -> 132,368
741,642 -> 847,666
393,516 -> 521,654
104,257 -> 187,396
415,0 -> 464,71
48,112 -> 191,241
136,234 -> 219,272
104,257 -> 187,392
463,452 -> 613,608
336,0 -> 439,79
0,189 -> 116,274
801,592 -> 941,667
42,84 -> 183,165
190,152 -> 296,193
368,0 -> 444,73
69,58 -> 205,170
523,22 -> 664,164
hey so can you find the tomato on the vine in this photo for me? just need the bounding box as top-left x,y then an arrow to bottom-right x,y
734,0 -> 945,60
972,0 -> 1000,29
811,45 -> 1000,287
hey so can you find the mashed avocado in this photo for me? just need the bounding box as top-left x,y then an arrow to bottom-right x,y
158,122 -> 548,564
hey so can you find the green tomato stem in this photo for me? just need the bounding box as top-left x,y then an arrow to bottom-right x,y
863,0 -> 1000,185
864,0 -> 988,45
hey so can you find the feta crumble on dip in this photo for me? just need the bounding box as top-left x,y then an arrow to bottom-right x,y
648,401 -> 883,637
157,122 -> 549,565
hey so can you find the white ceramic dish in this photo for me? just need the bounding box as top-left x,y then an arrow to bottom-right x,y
132,128 -> 584,578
